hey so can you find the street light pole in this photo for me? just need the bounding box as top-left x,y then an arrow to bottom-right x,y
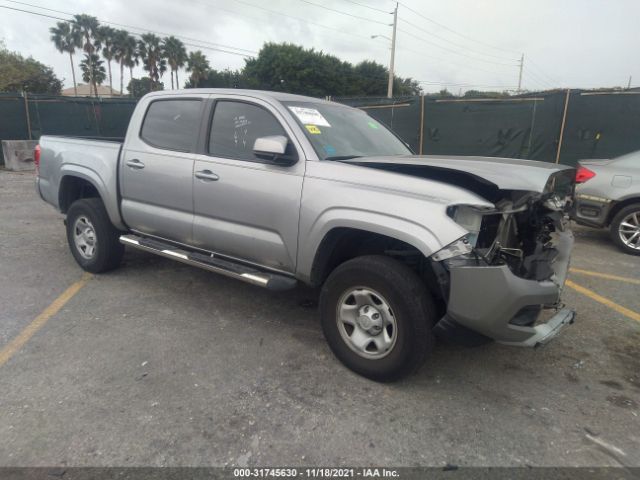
387,3 -> 398,99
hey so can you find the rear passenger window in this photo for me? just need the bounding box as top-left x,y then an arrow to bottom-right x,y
140,99 -> 201,152
209,101 -> 289,161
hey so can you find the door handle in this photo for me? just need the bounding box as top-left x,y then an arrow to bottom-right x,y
126,159 -> 145,169
195,170 -> 219,181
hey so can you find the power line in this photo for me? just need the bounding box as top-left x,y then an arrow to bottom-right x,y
297,0 -> 390,26
526,58 -> 560,85
230,0 -> 386,43
1,0 -> 257,56
398,17 -> 518,61
338,0 -> 392,14
2,0 -> 532,92
397,28 -> 519,66
396,1 -> 520,56
523,67 -> 555,90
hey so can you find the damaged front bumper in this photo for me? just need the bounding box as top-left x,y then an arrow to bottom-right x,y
434,229 -> 575,347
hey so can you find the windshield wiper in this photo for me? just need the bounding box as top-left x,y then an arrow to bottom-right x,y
324,155 -> 363,161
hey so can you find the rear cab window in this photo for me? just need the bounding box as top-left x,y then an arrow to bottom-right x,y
140,99 -> 202,152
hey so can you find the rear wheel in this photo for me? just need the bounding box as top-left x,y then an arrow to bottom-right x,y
66,198 -> 124,272
610,203 -> 640,255
320,255 -> 435,382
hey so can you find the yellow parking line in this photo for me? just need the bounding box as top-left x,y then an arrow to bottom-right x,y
566,279 -> 640,324
0,273 -> 92,367
570,267 -> 640,285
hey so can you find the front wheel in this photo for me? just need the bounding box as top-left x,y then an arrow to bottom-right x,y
66,198 -> 124,273
610,203 -> 640,255
320,255 -> 436,382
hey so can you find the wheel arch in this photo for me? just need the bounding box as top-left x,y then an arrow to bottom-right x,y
308,227 -> 428,287
58,166 -> 125,230
58,175 -> 101,214
607,196 -> 640,225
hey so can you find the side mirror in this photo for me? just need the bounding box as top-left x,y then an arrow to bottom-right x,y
253,135 -> 297,166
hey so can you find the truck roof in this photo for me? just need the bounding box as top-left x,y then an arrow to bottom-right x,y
145,88 -> 332,104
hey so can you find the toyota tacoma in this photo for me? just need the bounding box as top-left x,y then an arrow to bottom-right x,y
35,89 -> 576,381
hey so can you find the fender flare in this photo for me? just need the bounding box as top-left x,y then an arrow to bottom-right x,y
59,165 -> 125,230
297,207 -> 460,283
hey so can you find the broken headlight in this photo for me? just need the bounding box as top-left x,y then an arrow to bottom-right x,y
447,205 -> 493,247
431,236 -> 472,261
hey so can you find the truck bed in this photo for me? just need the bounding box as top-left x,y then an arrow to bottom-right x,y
36,135 -> 125,229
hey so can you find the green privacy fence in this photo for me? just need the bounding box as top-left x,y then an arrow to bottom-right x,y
2,90 -> 640,167
0,92 -> 137,164
338,90 -> 640,166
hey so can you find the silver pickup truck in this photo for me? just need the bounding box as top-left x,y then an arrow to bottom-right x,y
36,89 -> 576,381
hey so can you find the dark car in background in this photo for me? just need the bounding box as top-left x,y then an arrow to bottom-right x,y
574,150 -> 640,255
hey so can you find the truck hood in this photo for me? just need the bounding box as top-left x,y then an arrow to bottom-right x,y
342,155 -> 575,194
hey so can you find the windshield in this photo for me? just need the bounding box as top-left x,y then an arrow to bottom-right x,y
283,101 -> 412,160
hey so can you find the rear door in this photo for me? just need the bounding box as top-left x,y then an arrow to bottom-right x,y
120,95 -> 206,243
191,96 -> 305,273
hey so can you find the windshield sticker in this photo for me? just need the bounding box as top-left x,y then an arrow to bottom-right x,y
367,120 -> 379,129
305,124 -> 322,134
288,106 -> 331,127
323,145 -> 337,156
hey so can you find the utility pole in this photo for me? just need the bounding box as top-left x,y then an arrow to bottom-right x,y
628,75 -> 633,89
517,53 -> 524,93
387,3 -> 398,99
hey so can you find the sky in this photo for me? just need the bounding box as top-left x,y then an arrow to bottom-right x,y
1,0 -> 639,94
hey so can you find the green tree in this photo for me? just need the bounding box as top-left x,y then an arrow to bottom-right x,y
138,33 -> 166,89
463,89 -> 511,99
0,45 -> 62,94
127,77 -> 163,98
351,60 -> 387,96
435,88 -> 455,98
113,30 -> 139,96
186,50 -> 210,88
49,21 -> 82,96
395,77 -> 422,96
162,36 -> 187,89
72,14 -> 101,96
185,68 -> 247,88
96,25 -> 117,95
241,43 -> 421,97
79,53 -> 106,91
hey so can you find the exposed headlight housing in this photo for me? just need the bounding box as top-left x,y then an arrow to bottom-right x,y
446,204 -> 492,247
431,236 -> 472,262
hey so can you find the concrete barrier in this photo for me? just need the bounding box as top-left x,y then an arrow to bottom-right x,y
1,140 -> 38,171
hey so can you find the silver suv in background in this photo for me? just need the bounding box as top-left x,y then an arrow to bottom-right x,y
574,150 -> 640,255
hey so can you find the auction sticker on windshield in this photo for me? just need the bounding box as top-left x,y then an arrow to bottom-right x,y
288,106 -> 331,127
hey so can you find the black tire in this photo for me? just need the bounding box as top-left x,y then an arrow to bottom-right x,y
66,198 -> 124,273
320,255 -> 436,382
609,203 -> 640,256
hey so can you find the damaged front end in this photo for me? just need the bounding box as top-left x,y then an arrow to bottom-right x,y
432,170 -> 576,347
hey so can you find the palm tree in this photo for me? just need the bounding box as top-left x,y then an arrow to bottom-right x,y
113,30 -> 139,96
162,36 -> 187,89
73,14 -> 100,96
96,25 -> 117,95
138,33 -> 166,90
79,53 -> 106,93
186,51 -> 210,88
49,21 -> 82,96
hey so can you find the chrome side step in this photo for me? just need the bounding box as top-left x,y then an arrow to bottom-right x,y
119,234 -> 297,291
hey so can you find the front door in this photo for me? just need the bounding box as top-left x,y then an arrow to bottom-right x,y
120,96 -> 205,244
192,97 -> 305,273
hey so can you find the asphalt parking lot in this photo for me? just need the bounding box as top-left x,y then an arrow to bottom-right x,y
1,169 -> 639,468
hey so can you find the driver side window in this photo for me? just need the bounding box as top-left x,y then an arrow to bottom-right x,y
208,101 -> 293,162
